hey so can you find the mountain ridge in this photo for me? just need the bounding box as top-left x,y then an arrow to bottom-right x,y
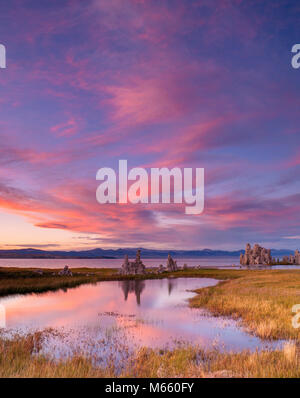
0,247 -> 294,259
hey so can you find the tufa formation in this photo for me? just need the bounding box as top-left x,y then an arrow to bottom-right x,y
119,250 -> 146,275
166,254 -> 178,272
119,250 -> 179,275
240,243 -> 273,266
282,250 -> 300,265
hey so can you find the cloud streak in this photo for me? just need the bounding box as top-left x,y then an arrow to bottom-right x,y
0,0 -> 299,249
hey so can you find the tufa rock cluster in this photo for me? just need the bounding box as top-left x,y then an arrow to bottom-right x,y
119,251 -> 180,275
240,243 -> 273,266
119,250 -> 146,275
282,250 -> 300,265
166,254 -> 178,272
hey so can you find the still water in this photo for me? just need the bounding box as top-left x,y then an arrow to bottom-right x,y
0,257 -> 240,269
0,277 -> 282,363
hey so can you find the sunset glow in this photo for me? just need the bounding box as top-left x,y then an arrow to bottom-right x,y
0,0 -> 300,250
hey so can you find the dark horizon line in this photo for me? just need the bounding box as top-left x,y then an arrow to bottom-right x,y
0,246 -> 295,260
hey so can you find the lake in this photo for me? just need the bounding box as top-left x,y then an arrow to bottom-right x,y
0,277 -> 283,366
0,257 -> 240,269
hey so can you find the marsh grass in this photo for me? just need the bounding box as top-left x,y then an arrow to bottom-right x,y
0,332 -> 112,377
2,267 -> 300,377
0,267 -> 118,297
1,332 -> 300,378
190,270 -> 300,340
120,342 -> 300,378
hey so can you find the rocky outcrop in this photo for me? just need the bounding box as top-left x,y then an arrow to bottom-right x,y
282,250 -> 300,265
166,254 -> 178,272
58,265 -> 73,276
240,243 -> 273,266
119,250 -> 146,275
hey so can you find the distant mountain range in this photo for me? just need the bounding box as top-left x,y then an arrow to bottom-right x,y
0,247 -> 294,259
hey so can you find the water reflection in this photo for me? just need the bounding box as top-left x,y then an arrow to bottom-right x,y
0,277 -> 284,361
119,280 -> 146,305
168,279 -> 176,295
118,279 -> 177,304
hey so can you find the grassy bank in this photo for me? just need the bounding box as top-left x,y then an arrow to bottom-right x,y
0,332 -> 110,377
190,269 -> 300,340
2,266 -> 300,342
0,266 -> 243,297
128,343 -> 300,378
2,267 -> 300,377
0,332 -> 299,378
0,267 -> 119,297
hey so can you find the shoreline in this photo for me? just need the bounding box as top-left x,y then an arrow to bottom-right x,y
1,267 -> 300,377
0,266 -> 241,298
189,269 -> 300,341
2,266 -> 300,341
0,331 -> 297,378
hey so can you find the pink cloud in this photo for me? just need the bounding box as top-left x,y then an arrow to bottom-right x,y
51,118 -> 81,137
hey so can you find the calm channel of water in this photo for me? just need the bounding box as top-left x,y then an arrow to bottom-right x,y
0,277 -> 284,364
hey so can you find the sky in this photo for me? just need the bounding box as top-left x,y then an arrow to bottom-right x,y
0,0 -> 300,251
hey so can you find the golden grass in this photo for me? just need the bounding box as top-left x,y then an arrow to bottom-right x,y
127,344 -> 300,378
0,267 -> 119,297
0,332 -> 114,378
190,270 -> 300,340
1,333 -> 300,378
3,267 -> 300,377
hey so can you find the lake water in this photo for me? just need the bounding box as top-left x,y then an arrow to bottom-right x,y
271,265 -> 300,270
1,257 -> 297,270
0,257 -> 240,269
0,277 -> 283,365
